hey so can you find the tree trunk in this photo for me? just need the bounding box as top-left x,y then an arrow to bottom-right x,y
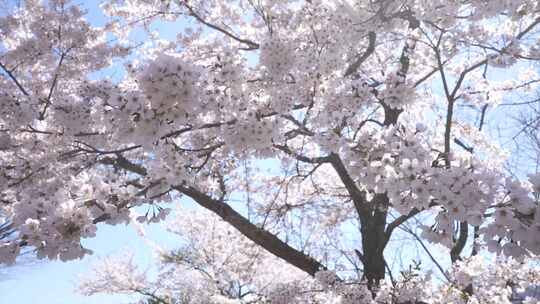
359,202 -> 388,290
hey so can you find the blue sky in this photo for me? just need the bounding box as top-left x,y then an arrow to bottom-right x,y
0,223 -> 170,304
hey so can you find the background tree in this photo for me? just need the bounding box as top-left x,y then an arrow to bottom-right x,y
78,207 -> 540,304
1,0 -> 540,302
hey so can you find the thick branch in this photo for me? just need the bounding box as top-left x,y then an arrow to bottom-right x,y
0,61 -> 30,96
450,221 -> 468,263
344,31 -> 376,77
382,16 -> 418,126
328,153 -> 368,217
443,93 -> 456,165
173,185 -> 327,276
274,144 -> 331,164
99,154 -> 328,277
99,155 -> 147,176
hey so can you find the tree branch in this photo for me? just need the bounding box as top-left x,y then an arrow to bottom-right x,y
273,144 -> 331,164
98,153 -> 328,277
344,31 -> 376,77
328,153 -> 368,218
400,225 -> 452,283
0,60 -> 30,96
39,51 -> 67,120
384,208 -> 421,241
173,185 -> 328,277
180,1 -> 259,50
450,221 -> 468,263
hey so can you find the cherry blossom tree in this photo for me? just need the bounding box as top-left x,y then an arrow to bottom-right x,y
2,0 -> 540,302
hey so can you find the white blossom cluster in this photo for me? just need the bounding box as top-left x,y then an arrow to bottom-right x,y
376,256 -> 540,304
138,53 -> 202,122
378,72 -> 417,110
260,37 -> 296,80
222,115 -> 278,152
0,94 -> 37,127
340,125 -> 540,257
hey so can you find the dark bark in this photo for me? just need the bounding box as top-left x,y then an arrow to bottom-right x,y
329,154 -> 389,290
450,221 -> 468,263
101,155 -> 328,277
173,185 -> 327,276
360,195 -> 389,289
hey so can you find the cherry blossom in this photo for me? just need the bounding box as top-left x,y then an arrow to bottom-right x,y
1,0 -> 540,302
